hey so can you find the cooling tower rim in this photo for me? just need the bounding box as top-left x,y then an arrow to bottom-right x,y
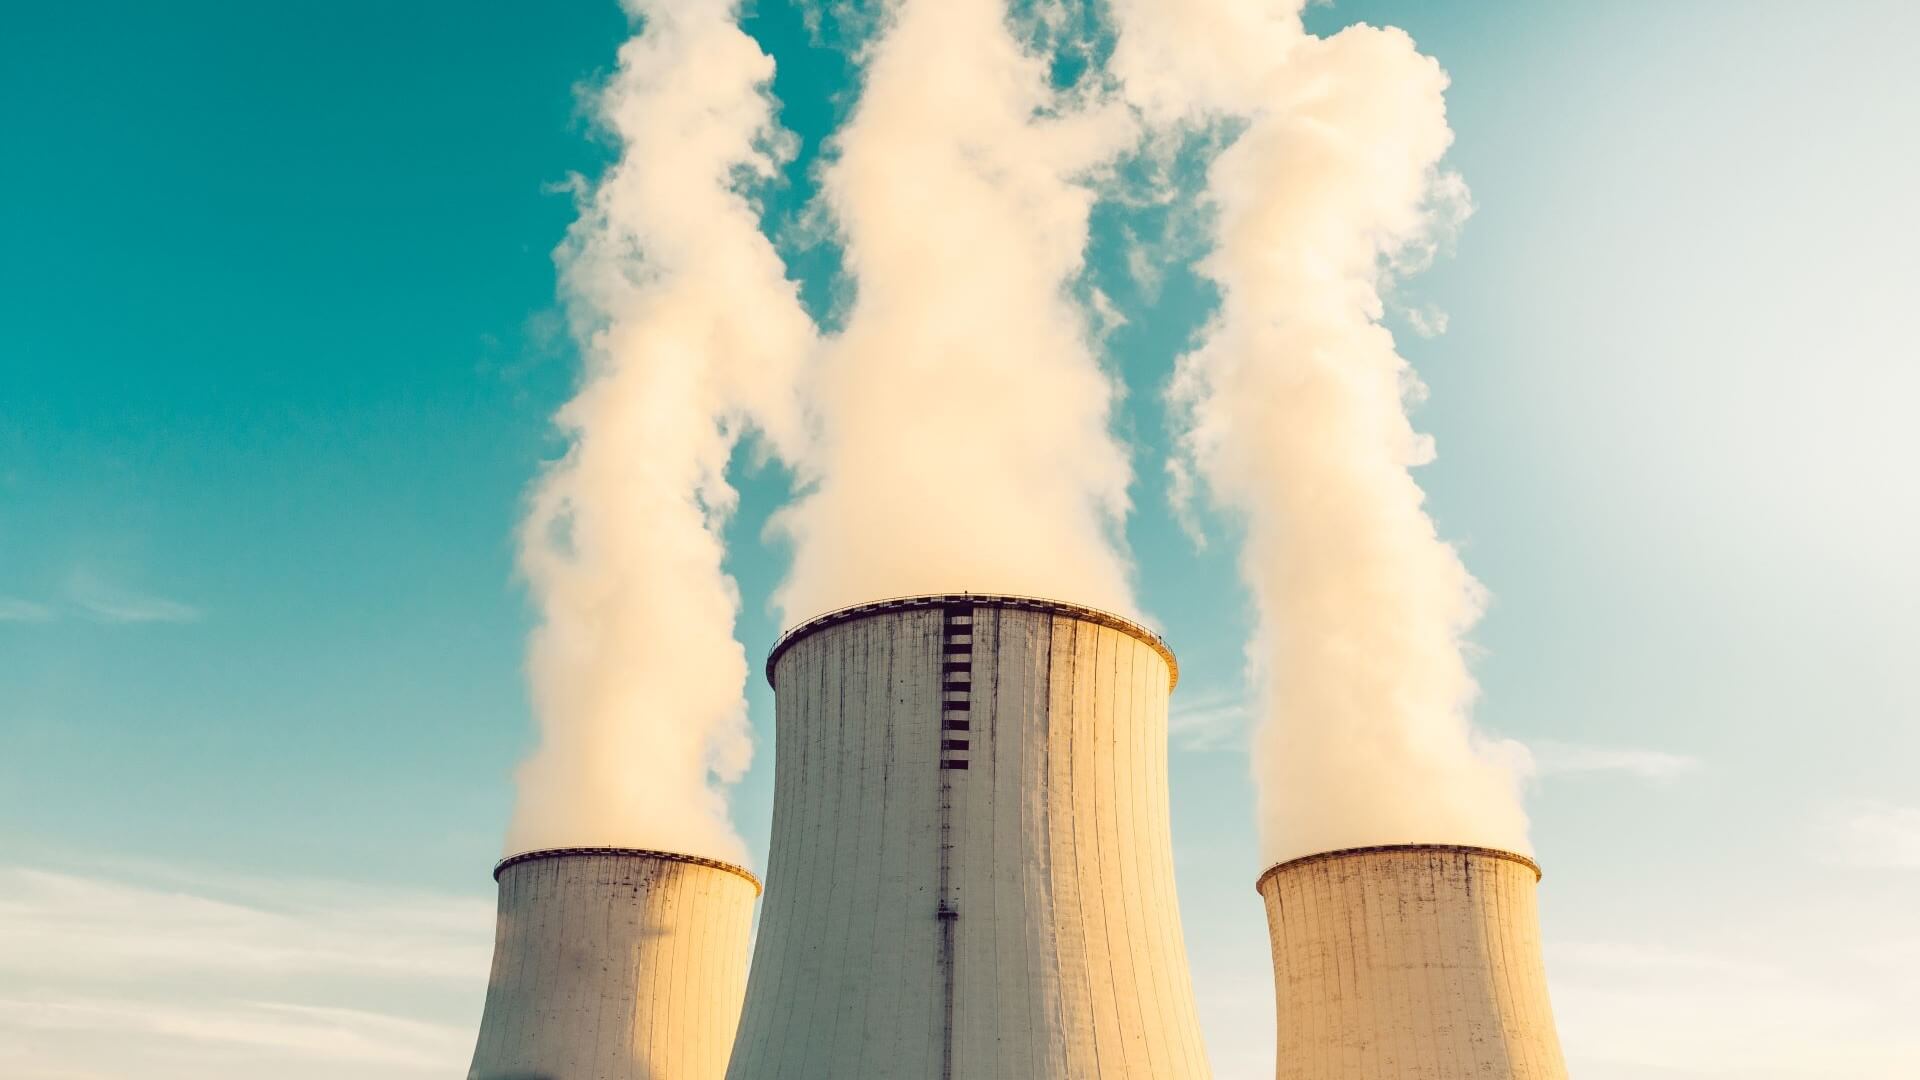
494,846 -> 762,894
767,592 -> 1177,691
1254,843 -> 1541,894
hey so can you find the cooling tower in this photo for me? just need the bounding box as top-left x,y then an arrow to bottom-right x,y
1256,844 -> 1568,1080
468,846 -> 760,1080
727,594 -> 1212,1080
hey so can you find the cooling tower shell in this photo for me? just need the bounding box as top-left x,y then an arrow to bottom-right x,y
1256,844 -> 1567,1080
727,594 -> 1212,1079
468,846 -> 761,1080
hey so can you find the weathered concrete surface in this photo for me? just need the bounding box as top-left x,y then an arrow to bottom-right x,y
469,848 -> 758,1080
1257,845 -> 1568,1080
728,596 -> 1212,1080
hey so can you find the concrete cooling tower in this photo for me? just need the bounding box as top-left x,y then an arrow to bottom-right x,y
727,594 -> 1213,1080
1256,844 -> 1568,1080
469,846 -> 761,1080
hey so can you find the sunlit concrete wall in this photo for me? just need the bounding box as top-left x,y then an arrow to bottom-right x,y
1257,845 -> 1568,1080
727,595 -> 1212,1080
469,847 -> 759,1080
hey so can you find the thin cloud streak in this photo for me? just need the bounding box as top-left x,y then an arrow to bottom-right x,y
0,862 -> 488,1080
0,866 -> 491,983
1545,841 -> 1920,1080
1167,690 -> 1248,752
71,594 -> 203,624
1818,801 -> 1920,869
0,597 -> 55,622
1549,934 -> 1920,1077
0,997 -> 468,1072
1526,740 -> 1700,781
64,573 -> 203,624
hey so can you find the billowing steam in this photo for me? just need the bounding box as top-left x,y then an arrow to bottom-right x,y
507,0 -> 813,862
771,0 -> 1138,623
1109,1 -> 1532,865
510,0 -> 1531,871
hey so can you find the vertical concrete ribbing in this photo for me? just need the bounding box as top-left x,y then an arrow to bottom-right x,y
730,597 -> 1211,1080
468,850 -> 758,1080
1258,846 -> 1568,1080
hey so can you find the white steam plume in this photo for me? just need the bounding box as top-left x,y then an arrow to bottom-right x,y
507,0 -> 813,863
1109,1 -> 1532,865
771,0 -> 1138,623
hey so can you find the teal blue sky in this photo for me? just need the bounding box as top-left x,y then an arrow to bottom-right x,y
3,3 -> 1916,1078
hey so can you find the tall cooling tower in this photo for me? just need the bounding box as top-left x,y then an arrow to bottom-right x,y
1256,844 -> 1568,1080
727,594 -> 1212,1080
469,846 -> 761,1080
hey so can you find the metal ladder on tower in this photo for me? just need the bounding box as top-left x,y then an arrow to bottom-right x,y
936,599 -> 972,1080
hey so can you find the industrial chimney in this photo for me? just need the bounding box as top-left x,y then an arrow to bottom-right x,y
468,846 -> 761,1080
726,594 -> 1213,1079
1256,844 -> 1568,1079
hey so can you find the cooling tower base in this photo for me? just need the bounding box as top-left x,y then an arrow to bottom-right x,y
728,594 -> 1212,1080
1256,844 -> 1568,1080
468,847 -> 760,1080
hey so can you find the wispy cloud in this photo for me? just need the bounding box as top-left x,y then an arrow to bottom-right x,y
65,573 -> 202,624
1550,933 -> 1920,1077
1526,739 -> 1700,781
71,592 -> 202,624
1817,801 -> 1920,869
0,597 -> 54,622
0,997 -> 468,1072
1398,303 -> 1450,338
0,862 -> 489,1080
0,866 -> 490,982
1550,940 -> 1774,980
1168,689 -> 1248,751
